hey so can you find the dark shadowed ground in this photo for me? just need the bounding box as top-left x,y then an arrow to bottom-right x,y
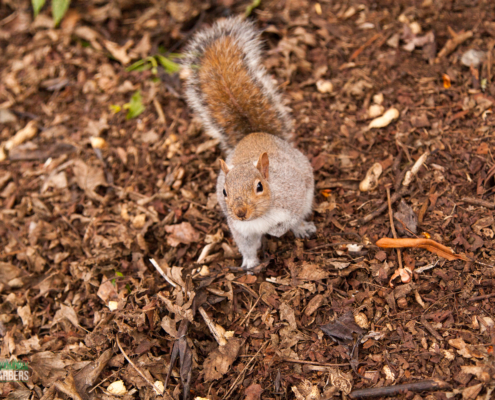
1,0 -> 495,399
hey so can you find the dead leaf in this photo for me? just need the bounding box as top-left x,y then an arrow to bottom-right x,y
161,315 -> 178,338
329,368 -> 353,395
375,238 -> 470,261
52,304 -> 80,328
203,338 -> 242,381
305,294 -> 324,316
97,276 -> 118,303
320,311 -> 365,343
72,159 -> 107,202
461,383 -> 483,400
294,262 -> 331,281
292,380 -> 321,400
17,305 -> 33,327
448,338 -> 487,359
165,222 -> 200,246
54,373 -> 83,400
461,362 -> 495,383
30,352 -> 68,386
103,39 -> 133,65
244,383 -> 263,400
280,302 -> 298,330
0,262 -> 21,283
394,199 -> 418,235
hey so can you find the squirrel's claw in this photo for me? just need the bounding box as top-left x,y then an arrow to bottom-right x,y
292,221 -> 317,239
241,257 -> 260,270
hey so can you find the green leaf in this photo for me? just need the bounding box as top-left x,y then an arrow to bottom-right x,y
115,271 -> 124,277
156,55 -> 181,74
109,104 -> 121,114
52,0 -> 70,27
126,58 -> 148,72
245,0 -> 261,16
125,91 -> 145,120
32,0 -> 46,17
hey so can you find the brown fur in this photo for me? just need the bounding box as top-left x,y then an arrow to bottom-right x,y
221,159 -> 271,221
199,37 -> 284,148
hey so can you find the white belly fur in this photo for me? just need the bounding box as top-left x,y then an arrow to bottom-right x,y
231,207 -> 292,236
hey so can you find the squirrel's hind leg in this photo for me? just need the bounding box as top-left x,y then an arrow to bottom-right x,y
231,227 -> 262,269
292,220 -> 316,239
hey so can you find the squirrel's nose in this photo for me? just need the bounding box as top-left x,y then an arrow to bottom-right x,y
235,209 -> 246,219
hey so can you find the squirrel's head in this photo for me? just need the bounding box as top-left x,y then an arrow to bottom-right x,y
220,152 -> 271,221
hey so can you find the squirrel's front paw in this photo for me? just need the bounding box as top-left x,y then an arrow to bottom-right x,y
241,257 -> 260,270
292,221 -> 316,239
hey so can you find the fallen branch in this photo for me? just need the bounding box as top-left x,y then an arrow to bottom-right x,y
468,293 -> 495,302
462,197 -> 495,209
376,238 -> 470,261
349,379 -> 451,399
437,29 -> 473,59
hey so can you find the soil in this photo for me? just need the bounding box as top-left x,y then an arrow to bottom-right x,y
1,0 -> 495,399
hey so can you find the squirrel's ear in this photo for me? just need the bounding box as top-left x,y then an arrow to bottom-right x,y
256,152 -> 269,179
219,159 -> 230,175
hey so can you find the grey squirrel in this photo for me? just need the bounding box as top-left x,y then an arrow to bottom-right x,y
183,16 -> 315,269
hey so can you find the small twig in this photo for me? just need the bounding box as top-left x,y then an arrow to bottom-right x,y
436,29 -> 473,59
149,258 -> 177,287
88,370 -> 119,393
116,335 -> 163,395
461,197 -> 495,209
420,315 -> 444,342
283,359 -> 350,367
386,188 -> 403,271
468,293 -> 495,302
349,378 -> 450,399
349,33 -> 382,61
358,188 -> 410,225
222,342 -> 267,400
239,296 -> 261,326
198,306 -> 227,346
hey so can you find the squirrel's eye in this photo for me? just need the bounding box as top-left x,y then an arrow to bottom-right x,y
223,189 -> 227,197
256,182 -> 263,193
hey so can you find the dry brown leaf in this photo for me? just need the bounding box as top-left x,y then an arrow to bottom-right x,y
305,294 -> 324,316
295,262 -> 331,281
29,352 -> 68,386
54,373 -> 83,400
203,338 -> 242,381
461,383 -> 483,400
103,39 -> 133,65
72,159 -> 107,202
292,380 -> 321,400
244,383 -> 263,400
97,276 -> 118,303
52,304 -> 80,329
461,363 -> 495,383
165,222 -> 200,247
17,305 -> 33,327
279,302 -> 297,330
161,315 -> 178,338
375,238 -> 470,261
448,338 -> 487,359
0,262 -> 21,283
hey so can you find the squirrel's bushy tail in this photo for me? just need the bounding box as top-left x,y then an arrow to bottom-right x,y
183,16 -> 293,152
